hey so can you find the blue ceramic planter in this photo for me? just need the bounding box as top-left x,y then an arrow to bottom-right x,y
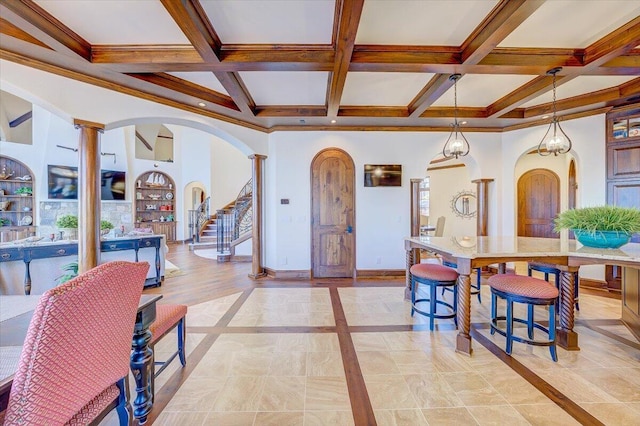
574,230 -> 631,249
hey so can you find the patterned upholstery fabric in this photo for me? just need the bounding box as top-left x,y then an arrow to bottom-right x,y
3,261 -> 149,426
150,304 -> 188,345
66,383 -> 120,426
488,274 -> 559,300
410,263 -> 458,282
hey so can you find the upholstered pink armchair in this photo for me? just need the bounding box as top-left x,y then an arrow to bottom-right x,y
2,261 -> 149,426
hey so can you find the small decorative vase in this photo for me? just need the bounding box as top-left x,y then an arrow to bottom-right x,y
574,230 -> 631,249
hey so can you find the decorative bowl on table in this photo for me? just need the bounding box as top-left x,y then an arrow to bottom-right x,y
574,230 -> 631,249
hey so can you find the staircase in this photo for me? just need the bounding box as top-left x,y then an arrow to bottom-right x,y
188,180 -> 253,254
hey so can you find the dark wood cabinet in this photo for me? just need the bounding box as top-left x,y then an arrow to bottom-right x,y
606,105 -> 640,328
134,171 -> 176,242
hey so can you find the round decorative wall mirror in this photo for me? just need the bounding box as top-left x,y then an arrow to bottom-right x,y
450,190 -> 477,218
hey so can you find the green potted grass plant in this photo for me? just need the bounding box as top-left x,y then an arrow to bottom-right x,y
100,219 -> 114,236
56,214 -> 78,240
14,186 -> 32,196
554,205 -> 640,248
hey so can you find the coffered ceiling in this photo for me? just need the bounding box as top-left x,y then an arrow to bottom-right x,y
0,0 -> 639,133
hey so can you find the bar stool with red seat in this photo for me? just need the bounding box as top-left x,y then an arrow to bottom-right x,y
149,303 -> 187,398
488,274 -> 558,361
527,262 -> 579,310
410,263 -> 459,331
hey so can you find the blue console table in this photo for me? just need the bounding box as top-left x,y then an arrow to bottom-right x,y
0,236 -> 163,295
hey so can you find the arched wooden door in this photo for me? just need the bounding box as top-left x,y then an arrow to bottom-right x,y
517,168 -> 560,238
311,148 -> 355,278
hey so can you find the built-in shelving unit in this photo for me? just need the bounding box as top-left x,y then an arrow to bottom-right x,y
134,171 -> 176,241
0,155 -> 36,241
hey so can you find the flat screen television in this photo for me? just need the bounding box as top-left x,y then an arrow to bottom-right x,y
48,165 -> 126,200
364,164 -> 402,187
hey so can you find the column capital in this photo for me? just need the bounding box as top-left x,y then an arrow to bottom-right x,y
74,119 -> 105,132
248,154 -> 268,160
471,178 -> 494,184
410,178 -> 423,184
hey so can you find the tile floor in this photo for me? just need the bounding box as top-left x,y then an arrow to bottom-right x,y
108,270 -> 639,425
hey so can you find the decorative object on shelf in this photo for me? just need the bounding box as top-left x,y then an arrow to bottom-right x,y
166,214 -> 174,222
137,180 -> 142,188
14,187 -> 33,196
15,175 -> 32,181
136,192 -> 143,200
19,215 -> 33,226
23,206 -> 31,212
0,201 -> 10,211
100,219 -> 114,236
0,218 -> 10,226
0,166 -> 14,180
554,205 -> 640,249
442,73 -> 470,159
145,172 -> 166,187
450,190 -> 477,218
56,214 -> 78,240
165,192 -> 173,200
148,194 -> 162,200
0,189 -> 4,196
537,67 -> 572,156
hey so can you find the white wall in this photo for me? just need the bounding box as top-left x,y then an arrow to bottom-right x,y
264,131 -> 503,272
428,165 -> 476,237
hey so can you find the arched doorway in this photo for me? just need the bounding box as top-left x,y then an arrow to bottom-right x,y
517,168 -> 560,238
311,148 -> 355,278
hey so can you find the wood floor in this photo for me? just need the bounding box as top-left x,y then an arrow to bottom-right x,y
140,244 -> 640,426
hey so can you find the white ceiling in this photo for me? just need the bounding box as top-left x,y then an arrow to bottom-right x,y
239,71 -> 330,106
432,74 -> 537,107
167,72 -> 229,96
342,72 -> 435,106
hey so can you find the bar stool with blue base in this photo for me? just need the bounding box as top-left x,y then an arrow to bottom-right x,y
410,263 -> 459,331
442,260 -> 483,303
488,274 -> 559,361
527,262 -> 579,310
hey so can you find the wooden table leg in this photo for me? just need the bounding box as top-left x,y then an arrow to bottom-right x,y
405,248 -> 418,301
456,273 -> 473,355
557,270 -> 579,350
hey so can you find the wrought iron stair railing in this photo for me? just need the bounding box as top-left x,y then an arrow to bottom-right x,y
217,179 -> 252,254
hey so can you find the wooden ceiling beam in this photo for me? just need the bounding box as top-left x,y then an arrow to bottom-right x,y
485,74 -> 573,118
524,87 -> 621,118
460,0 -> 545,65
338,107 -> 408,118
420,107 -> 487,119
160,0 -> 255,115
583,16 -> 640,67
408,74 -> 456,118
91,45 -> 204,65
126,73 -> 239,111
326,0 -> 365,117
0,0 -> 90,60
160,0 -> 220,63
0,17 -> 49,49
255,106 -> 328,117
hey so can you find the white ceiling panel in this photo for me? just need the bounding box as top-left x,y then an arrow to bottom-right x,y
499,1 -> 640,48
167,72 -> 229,96
201,0 -> 335,44
521,76 -> 638,108
341,72 -> 434,106
34,1 -> 190,44
356,0 -> 500,45
239,72 -> 329,105
432,74 -> 537,107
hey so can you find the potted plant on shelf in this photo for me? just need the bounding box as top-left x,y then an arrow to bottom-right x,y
0,218 -> 11,226
100,219 -> 114,236
14,187 -> 32,196
554,205 -> 640,249
56,214 -> 78,240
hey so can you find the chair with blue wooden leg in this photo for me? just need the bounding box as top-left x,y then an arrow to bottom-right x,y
410,263 -> 459,331
488,274 -> 558,362
527,262 -> 580,311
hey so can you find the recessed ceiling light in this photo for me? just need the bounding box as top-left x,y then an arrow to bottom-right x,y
198,102 -> 206,107
460,121 -> 467,125
330,119 -> 336,124
541,115 -> 550,119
